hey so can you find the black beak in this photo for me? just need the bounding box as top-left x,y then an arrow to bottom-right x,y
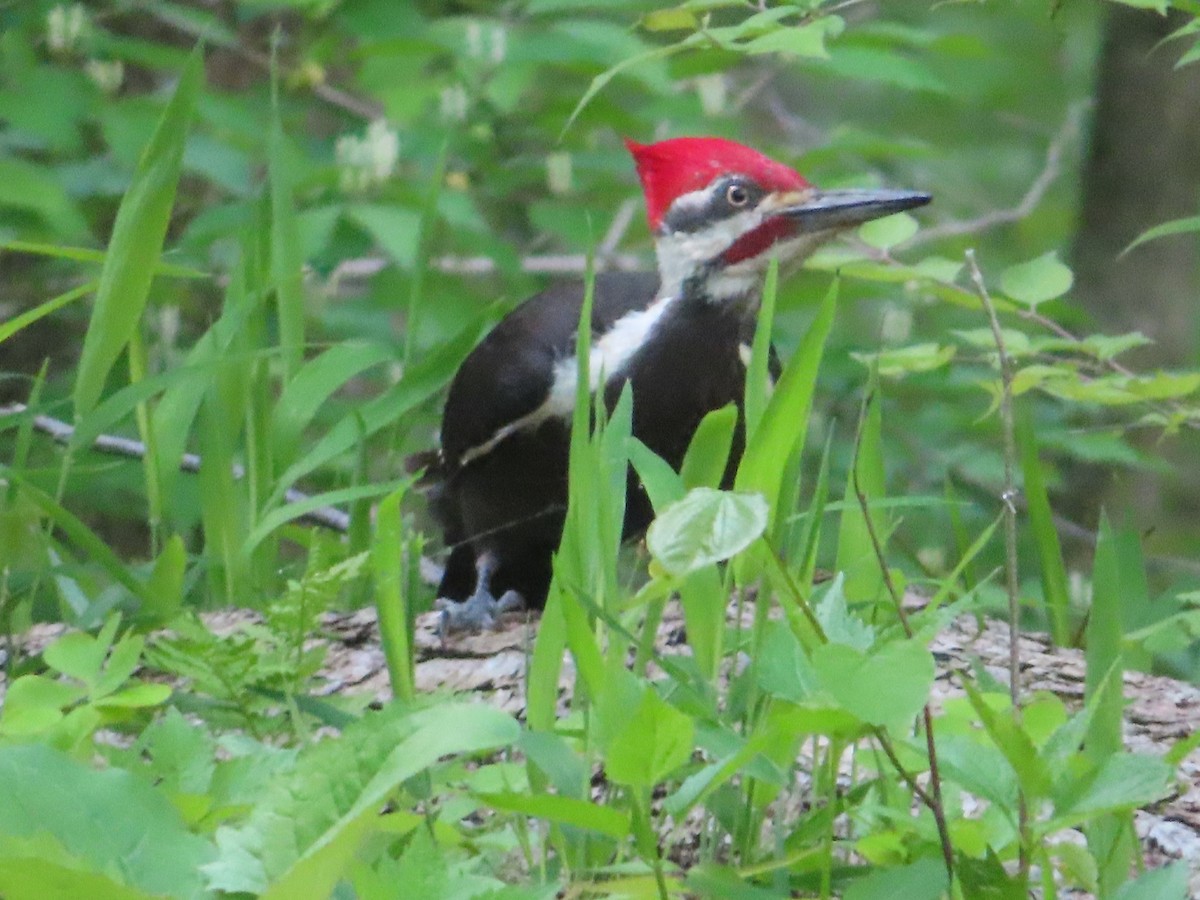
770,187 -> 932,233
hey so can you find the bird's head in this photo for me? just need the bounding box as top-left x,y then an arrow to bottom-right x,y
626,136 -> 930,301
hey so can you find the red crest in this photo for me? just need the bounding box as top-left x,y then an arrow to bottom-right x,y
624,136 -> 809,231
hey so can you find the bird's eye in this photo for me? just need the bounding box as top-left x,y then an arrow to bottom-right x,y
726,183 -> 750,207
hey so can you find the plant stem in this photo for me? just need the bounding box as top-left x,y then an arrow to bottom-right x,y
850,390 -> 955,880
966,248 -> 1030,878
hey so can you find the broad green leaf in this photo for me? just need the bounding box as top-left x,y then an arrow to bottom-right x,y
850,342 -> 955,378
813,574 -> 875,650
812,639 -> 934,728
345,205 -> 422,269
680,405 -> 737,490
1112,862 -> 1188,900
0,676 -> 83,736
844,857 -> 948,900
641,8 -> 697,31
0,849 -> 158,900
858,211 -> 919,249
245,480 -> 410,556
740,18 -> 842,58
646,487 -> 768,577
206,703 -> 518,896
755,621 -> 820,702
1106,0 -> 1169,12
0,158 -> 90,239
73,49 -> 202,418
605,688 -> 694,787
1055,753 -> 1174,827
962,682 -> 1053,800
999,251 -> 1073,309
476,792 -> 630,838
0,744 -> 214,898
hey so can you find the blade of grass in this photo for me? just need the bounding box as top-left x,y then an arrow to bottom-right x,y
835,379 -> 886,604
736,278 -> 838,543
269,48 -> 304,381
73,47 -> 202,419
1085,512 -> 1134,897
403,140 -> 448,367
1016,409 -> 1071,645
1,240 -> 205,278
127,327 -> 163,555
269,317 -> 485,508
743,257 -> 779,443
3,469 -> 146,603
372,486 -> 415,703
0,281 -> 95,346
151,253 -> 261,520
270,342 -> 395,470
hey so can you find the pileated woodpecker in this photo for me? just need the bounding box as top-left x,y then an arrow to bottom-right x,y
425,136 -> 930,630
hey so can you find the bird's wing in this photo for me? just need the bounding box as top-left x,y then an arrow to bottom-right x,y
440,271 -> 660,468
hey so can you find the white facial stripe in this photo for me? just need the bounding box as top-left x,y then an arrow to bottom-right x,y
458,293 -> 679,466
655,208 -> 765,296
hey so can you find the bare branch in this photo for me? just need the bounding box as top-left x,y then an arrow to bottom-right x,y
0,403 -> 350,531
903,103 -> 1089,249
331,250 -> 647,284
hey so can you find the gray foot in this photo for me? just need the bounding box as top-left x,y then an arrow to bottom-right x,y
435,588 -> 524,635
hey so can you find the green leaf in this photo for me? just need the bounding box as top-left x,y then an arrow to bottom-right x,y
812,639 -> 934,728
206,703 -> 518,896
740,18 -> 842,58
269,54 -> 304,380
850,343 -> 955,378
1086,515 -> 1124,763
680,405 -> 737,490
999,251 -> 1073,309
0,676 -> 83,736
605,688 -> 694,787
1054,753 -> 1174,827
1017,411 -> 1070,645
73,48 -> 202,418
755,621 -> 820,703
0,281 -> 95,346
737,279 -> 837,541
1112,862 -> 1189,900
646,487 -> 768,577
0,744 -> 215,898
858,211 -> 919,249
345,205 -> 422,269
844,857 -> 948,900
813,574 -> 875,650
477,792 -> 630,838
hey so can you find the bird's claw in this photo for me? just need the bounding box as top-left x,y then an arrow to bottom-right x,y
436,589 -> 524,636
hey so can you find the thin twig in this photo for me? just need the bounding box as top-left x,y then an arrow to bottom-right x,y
849,389 -> 955,880
330,250 -> 646,284
965,248 -> 1031,878
0,404 -> 446,588
902,102 -> 1088,249
0,403 -> 350,531
145,4 -> 383,120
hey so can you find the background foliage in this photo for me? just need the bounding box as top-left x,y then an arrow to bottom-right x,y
1,0 -> 1199,897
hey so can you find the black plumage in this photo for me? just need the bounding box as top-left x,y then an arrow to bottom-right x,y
427,270 -> 765,611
